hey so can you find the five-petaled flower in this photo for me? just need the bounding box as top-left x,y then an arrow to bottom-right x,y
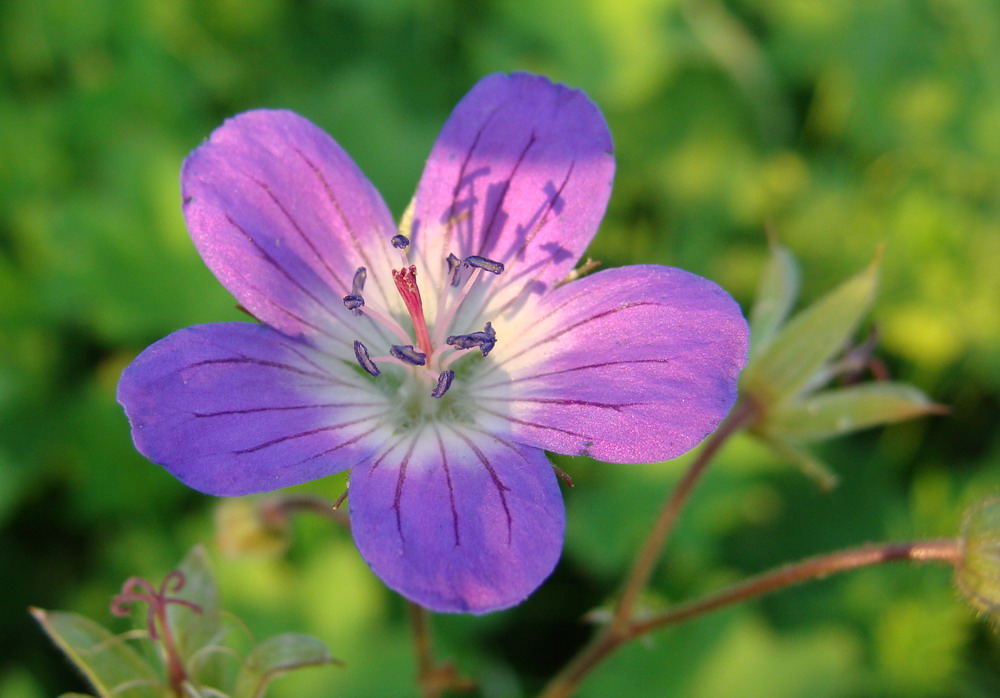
118,73 -> 749,613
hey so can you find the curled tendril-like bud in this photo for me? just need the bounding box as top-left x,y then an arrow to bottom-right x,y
956,495 -> 1000,619
110,570 -> 202,640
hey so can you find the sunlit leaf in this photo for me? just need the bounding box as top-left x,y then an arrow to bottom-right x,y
233,633 -> 337,698
763,383 -> 942,443
741,254 -> 880,405
31,608 -> 161,698
748,241 -> 800,359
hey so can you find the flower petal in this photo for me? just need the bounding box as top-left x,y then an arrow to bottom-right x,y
182,110 -> 400,349
117,323 -> 391,495
478,265 -> 749,463
409,73 -> 614,317
349,425 -> 564,613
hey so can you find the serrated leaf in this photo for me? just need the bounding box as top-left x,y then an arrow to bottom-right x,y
748,242 -> 800,358
764,382 -> 941,443
31,608 -> 162,698
741,254 -> 880,405
233,634 -> 337,698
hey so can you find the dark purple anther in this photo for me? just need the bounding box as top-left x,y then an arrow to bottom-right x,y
353,340 -> 380,376
464,255 -> 504,275
352,266 -> 367,294
390,344 -> 427,366
431,370 -> 455,399
343,294 -> 365,314
391,234 -> 410,249
446,253 -> 462,287
446,322 -> 498,357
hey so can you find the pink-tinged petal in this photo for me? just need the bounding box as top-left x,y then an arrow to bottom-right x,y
410,73 -> 614,310
350,425 -> 564,614
182,110 -> 400,348
117,323 -> 391,495
479,265 -> 749,463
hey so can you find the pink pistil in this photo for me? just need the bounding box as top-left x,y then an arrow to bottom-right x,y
392,265 -> 433,358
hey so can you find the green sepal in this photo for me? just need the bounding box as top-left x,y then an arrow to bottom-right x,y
748,241 -> 800,359
30,607 -> 162,698
759,437 -> 840,492
762,382 -> 942,443
233,633 -> 337,698
741,254 -> 880,406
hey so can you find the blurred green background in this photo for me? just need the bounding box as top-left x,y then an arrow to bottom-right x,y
2,0 -> 1000,695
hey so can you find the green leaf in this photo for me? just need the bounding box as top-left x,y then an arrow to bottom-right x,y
748,241 -> 800,359
758,438 -> 840,491
741,254 -> 880,406
763,382 -> 942,443
168,545 -> 226,687
233,634 -> 337,698
31,608 -> 162,698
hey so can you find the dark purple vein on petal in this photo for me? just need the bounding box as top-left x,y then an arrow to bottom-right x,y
445,117 -> 490,255
289,423 -> 384,468
233,415 -> 378,454
464,159 -> 579,327
248,175 -> 350,294
496,301 -> 664,368
475,358 -> 676,391
185,357 -> 335,382
224,214 -> 343,321
478,396 -> 644,412
391,433 -> 420,543
292,148 -> 392,305
275,339 -> 365,389
449,428 -> 513,545
477,406 -> 592,441
477,132 -> 536,257
432,426 -> 460,546
192,401 -> 382,418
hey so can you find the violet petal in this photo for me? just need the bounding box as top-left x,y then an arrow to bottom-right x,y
182,110 -> 400,349
117,323 -> 389,495
479,265 -> 749,463
350,426 -> 564,614
409,73 -> 614,305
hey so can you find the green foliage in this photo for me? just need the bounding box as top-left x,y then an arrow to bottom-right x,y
31,547 -> 336,698
3,0 -> 1000,696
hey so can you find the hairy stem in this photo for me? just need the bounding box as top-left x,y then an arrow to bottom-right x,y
538,539 -> 960,698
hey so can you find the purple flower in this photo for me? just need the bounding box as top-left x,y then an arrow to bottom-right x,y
118,73 -> 749,613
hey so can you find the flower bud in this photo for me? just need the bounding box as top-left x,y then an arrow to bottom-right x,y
956,495 -> 1000,618
214,498 -> 290,557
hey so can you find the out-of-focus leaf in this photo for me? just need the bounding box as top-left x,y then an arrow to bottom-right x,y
760,437 -> 840,492
233,633 -> 337,698
741,254 -> 880,405
748,242 -> 800,359
30,608 -> 161,698
168,545 -> 226,687
763,383 -> 943,443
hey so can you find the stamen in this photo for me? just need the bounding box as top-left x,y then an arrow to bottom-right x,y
432,255 -> 503,348
446,253 -> 463,287
446,321 -> 497,357
431,370 -> 455,398
390,344 -> 427,366
343,294 -> 365,313
464,255 -> 505,275
354,340 -> 381,376
352,267 -> 367,294
391,234 -> 411,266
392,265 -> 433,357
